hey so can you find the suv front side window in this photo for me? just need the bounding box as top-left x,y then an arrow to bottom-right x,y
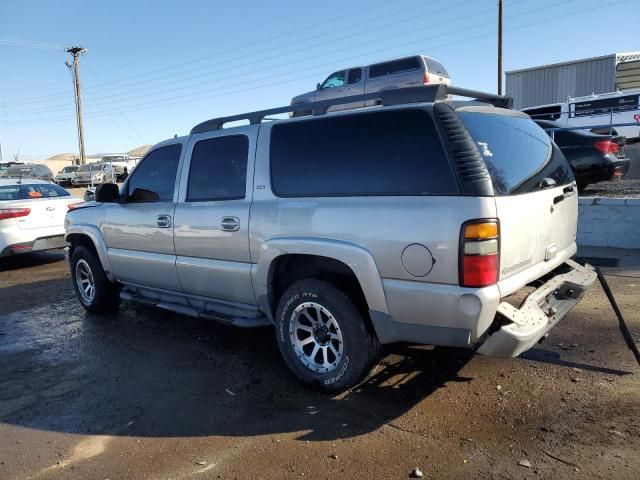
320,71 -> 345,89
126,144 -> 182,202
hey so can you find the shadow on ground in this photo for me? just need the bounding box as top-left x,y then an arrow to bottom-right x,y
0,301 -> 473,441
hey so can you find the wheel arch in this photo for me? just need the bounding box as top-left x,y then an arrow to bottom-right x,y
254,237 -> 389,324
66,226 -> 114,281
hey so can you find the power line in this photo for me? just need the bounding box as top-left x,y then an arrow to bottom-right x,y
3,0 -> 630,127
0,36 -> 67,51
4,0 -> 512,117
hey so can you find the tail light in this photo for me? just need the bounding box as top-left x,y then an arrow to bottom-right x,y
460,220 -> 499,287
423,72 -> 430,84
0,208 -> 31,221
594,140 -> 619,154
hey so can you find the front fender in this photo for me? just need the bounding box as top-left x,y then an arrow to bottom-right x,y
65,224 -> 114,281
253,237 -> 389,321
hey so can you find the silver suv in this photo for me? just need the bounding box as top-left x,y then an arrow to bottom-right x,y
65,86 -> 596,391
291,55 -> 451,115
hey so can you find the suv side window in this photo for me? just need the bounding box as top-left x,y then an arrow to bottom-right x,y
187,135 -> 248,202
270,109 -> 459,197
320,71 -> 346,89
347,68 -> 362,84
127,144 -> 182,202
369,57 -> 421,78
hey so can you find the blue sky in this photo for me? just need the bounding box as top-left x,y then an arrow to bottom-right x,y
0,0 -> 638,159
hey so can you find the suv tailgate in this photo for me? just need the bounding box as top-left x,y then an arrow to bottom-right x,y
458,109 -> 577,296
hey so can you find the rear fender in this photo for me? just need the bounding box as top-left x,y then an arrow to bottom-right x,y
254,237 -> 389,322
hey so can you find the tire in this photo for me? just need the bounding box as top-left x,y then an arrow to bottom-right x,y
70,245 -> 120,314
275,278 -> 381,392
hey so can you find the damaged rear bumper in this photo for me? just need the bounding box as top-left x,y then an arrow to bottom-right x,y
477,259 -> 597,358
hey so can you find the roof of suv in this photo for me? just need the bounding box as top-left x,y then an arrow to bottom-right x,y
190,85 -> 513,135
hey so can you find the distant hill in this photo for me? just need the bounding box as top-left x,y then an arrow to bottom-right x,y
45,145 -> 152,162
127,145 -> 152,157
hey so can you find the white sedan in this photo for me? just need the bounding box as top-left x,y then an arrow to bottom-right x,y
0,179 -> 82,256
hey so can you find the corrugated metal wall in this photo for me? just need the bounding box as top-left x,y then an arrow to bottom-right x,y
506,55 -> 617,109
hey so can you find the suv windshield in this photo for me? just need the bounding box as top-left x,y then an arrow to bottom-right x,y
458,111 -> 573,195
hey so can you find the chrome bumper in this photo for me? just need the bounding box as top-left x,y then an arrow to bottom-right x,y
477,260 -> 597,358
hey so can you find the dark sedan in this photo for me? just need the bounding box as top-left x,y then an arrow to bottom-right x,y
535,120 -> 630,190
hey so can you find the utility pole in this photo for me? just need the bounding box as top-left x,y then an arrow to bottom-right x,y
497,0 -> 503,95
66,46 -> 87,164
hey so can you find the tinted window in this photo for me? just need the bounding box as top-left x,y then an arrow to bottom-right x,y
347,68 -> 362,84
0,183 -> 70,200
424,57 -> 449,77
127,144 -> 182,202
459,112 -> 573,195
320,71 -> 345,89
187,135 -> 248,202
271,110 -> 458,197
369,57 -> 421,78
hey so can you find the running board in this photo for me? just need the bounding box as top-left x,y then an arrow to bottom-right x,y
120,290 -> 271,328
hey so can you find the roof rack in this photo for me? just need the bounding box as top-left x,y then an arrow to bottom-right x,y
190,85 -> 513,134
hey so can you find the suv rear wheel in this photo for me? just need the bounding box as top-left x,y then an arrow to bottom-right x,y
275,278 -> 380,391
70,245 -> 120,314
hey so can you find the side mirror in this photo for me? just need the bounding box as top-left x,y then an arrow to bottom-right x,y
95,183 -> 120,203
316,83 -> 321,90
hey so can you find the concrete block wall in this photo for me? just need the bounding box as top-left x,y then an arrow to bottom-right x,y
578,197 -> 640,248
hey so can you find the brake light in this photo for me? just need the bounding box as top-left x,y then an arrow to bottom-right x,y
0,208 -> 31,221
594,140 -> 619,154
460,221 -> 499,287
423,72 -> 430,85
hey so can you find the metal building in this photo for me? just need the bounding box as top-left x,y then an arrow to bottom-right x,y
506,52 -> 640,109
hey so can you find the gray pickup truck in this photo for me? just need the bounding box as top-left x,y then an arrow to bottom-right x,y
290,55 -> 451,115
65,85 -> 596,391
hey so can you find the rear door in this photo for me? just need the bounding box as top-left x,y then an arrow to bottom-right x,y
173,126 -> 257,305
344,68 -> 365,109
458,109 -> 577,295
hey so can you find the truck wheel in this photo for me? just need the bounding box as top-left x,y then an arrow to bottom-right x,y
70,245 -> 120,314
275,278 -> 381,392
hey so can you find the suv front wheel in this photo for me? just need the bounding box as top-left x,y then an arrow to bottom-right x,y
275,279 -> 380,391
70,245 -> 120,314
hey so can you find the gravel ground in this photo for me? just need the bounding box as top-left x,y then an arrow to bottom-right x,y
581,179 -> 640,198
1,248 -> 639,479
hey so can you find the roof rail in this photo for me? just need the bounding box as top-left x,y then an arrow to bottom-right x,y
190,85 -> 512,134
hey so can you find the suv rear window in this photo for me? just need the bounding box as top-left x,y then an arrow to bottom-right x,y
424,57 -> 449,77
369,57 -> 422,78
270,109 -> 459,197
458,111 -> 573,195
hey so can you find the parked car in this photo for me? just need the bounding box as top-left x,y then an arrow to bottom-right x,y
54,165 -> 80,187
0,179 -> 81,256
0,163 -> 53,182
290,55 -> 451,115
65,85 -> 596,391
0,162 -> 25,176
535,120 -> 630,190
71,162 -> 117,186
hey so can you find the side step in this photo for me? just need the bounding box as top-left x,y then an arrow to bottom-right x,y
120,290 -> 272,328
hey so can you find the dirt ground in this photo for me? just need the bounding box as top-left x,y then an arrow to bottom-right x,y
0,247 -> 639,480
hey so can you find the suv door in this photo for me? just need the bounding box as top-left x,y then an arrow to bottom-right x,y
173,126 -> 257,305
102,143 -> 183,291
315,70 -> 347,111
344,68 -> 365,110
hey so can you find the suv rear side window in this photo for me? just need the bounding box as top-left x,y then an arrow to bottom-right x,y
127,144 -> 182,202
187,135 -> 248,202
270,109 -> 459,197
458,112 -> 573,195
369,57 -> 421,78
